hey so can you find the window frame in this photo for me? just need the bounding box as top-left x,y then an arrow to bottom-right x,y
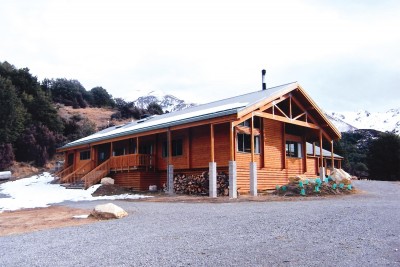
79,150 -> 91,161
237,133 -> 260,154
162,139 -> 183,157
285,141 -> 302,158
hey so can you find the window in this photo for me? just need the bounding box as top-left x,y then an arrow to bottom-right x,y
162,139 -> 183,157
286,141 -> 302,158
139,143 -> 153,155
80,150 -> 90,160
237,133 -> 260,154
99,152 -> 106,161
239,117 -> 260,128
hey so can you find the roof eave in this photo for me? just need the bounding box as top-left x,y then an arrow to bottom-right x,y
58,108 -> 239,151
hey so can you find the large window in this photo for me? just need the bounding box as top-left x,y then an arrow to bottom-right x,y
80,150 -> 90,160
286,141 -> 302,158
237,134 -> 260,154
162,139 -> 183,157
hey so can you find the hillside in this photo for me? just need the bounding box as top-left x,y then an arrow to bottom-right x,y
57,105 -> 130,130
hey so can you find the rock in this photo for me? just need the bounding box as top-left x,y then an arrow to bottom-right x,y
101,177 -> 114,185
91,203 -> 128,219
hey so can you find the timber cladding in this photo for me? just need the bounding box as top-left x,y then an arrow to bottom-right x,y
263,119 -> 284,169
111,171 -> 161,191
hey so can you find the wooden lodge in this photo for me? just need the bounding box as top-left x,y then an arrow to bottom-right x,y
56,82 -> 343,197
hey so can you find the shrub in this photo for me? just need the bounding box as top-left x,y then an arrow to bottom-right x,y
0,143 -> 15,170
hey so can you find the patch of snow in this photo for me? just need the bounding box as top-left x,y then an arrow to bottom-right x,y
0,173 -> 151,212
72,214 -> 90,219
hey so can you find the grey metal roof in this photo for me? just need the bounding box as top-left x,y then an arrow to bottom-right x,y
306,142 -> 343,159
60,82 -> 298,149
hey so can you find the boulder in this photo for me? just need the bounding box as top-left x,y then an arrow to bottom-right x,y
91,203 -> 128,219
101,177 -> 114,185
330,168 -> 352,184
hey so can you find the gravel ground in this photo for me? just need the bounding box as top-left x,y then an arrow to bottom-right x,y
0,180 -> 399,267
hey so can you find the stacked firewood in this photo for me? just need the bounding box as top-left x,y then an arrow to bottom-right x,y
173,171 -> 229,196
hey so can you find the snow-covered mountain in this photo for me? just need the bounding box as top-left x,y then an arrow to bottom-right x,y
132,91 -> 399,134
325,113 -> 358,132
132,90 -> 195,113
327,109 -> 400,134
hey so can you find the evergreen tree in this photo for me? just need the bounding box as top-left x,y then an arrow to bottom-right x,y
90,86 -> 115,107
0,77 -> 27,144
367,133 -> 400,181
147,102 -> 163,115
0,143 -> 14,170
15,124 -> 63,166
47,78 -> 90,108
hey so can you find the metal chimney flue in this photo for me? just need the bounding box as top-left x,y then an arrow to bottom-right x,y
262,69 -> 266,90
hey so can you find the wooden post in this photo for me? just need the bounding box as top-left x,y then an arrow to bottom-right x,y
187,128 -> 191,168
154,134 -> 158,171
331,140 -> 334,170
282,123 -> 286,169
110,142 -> 113,158
90,146 -> 95,169
251,114 -> 254,162
289,94 -> 292,119
167,128 -> 174,194
210,124 -> 215,162
167,129 -> 172,165
319,130 -> 324,178
229,121 -> 237,199
260,118 -> 264,168
303,137 -> 307,173
136,137 -> 139,154
230,122 -> 234,161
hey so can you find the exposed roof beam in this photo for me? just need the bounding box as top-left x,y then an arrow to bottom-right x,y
254,111 -> 320,129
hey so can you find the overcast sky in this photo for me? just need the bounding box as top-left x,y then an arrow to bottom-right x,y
1,0 -> 399,112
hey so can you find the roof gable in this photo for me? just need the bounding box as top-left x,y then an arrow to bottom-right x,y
60,81 -> 340,150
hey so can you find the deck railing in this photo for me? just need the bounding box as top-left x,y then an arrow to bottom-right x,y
82,159 -> 111,189
61,161 -> 92,184
110,154 -> 154,171
55,165 -> 73,180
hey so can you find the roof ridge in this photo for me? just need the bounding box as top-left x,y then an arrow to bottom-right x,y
180,81 -> 298,110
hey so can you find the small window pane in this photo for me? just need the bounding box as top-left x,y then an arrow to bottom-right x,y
286,141 -> 302,158
254,135 -> 260,154
80,150 -> 90,160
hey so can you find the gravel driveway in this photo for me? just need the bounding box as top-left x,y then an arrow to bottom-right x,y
0,180 -> 399,267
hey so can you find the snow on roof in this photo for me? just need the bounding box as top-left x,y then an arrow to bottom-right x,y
61,82 -> 298,149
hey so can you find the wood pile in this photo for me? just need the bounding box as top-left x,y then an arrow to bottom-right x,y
173,171 -> 229,196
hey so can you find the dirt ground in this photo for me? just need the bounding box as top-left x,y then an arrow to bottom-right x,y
0,185 -> 359,237
0,206 -> 97,237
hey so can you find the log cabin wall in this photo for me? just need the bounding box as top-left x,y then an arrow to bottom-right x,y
214,123 -> 230,167
156,129 -> 189,170
236,118 -> 320,193
75,148 -> 92,170
306,157 -> 318,174
111,171 -> 161,191
189,125 -> 211,168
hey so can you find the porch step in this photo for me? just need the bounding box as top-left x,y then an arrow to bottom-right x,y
65,181 -> 85,189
